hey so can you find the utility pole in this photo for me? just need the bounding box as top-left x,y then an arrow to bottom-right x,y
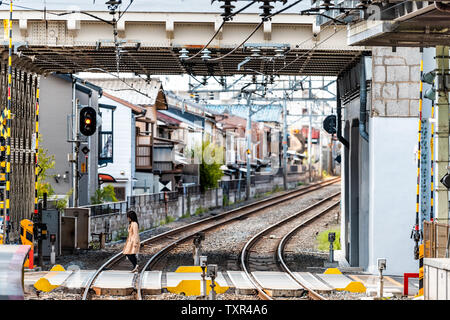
245,92 -> 252,201
282,91 -> 288,190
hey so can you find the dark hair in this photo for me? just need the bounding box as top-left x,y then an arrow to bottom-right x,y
127,210 -> 139,226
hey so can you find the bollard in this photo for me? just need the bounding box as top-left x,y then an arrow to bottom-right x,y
207,264 -> 218,300
200,256 -> 207,298
50,234 -> 56,265
377,258 -> 386,298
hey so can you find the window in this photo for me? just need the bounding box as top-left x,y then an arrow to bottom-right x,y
98,104 -> 115,165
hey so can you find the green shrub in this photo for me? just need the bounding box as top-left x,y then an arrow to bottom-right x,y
114,227 -> 128,241
91,185 -> 118,204
189,141 -> 224,192
165,215 -> 175,224
194,206 -> 206,216
222,194 -> 229,206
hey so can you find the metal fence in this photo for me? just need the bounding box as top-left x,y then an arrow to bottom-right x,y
423,220 -> 450,258
84,201 -> 129,217
85,188 -> 195,217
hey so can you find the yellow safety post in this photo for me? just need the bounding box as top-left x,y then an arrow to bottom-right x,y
337,281 -> 366,293
166,266 -> 229,296
4,0 -> 12,244
50,265 -> 65,272
323,268 -> 342,275
416,243 -> 424,297
33,278 -> 59,293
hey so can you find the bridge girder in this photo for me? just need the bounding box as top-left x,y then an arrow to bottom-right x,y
0,10 -> 368,76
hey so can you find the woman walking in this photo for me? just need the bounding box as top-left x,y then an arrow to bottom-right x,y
123,210 -> 140,272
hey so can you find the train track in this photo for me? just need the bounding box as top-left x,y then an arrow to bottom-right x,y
81,177 -> 340,300
240,192 -> 341,300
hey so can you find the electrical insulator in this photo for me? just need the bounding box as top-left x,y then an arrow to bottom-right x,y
259,0 -> 274,18
220,0 -> 236,20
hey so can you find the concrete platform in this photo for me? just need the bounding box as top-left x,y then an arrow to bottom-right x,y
43,271 -> 74,286
293,272 -> 333,293
92,271 -> 136,296
349,274 -> 403,296
252,271 -> 304,297
227,271 -> 256,295
140,271 -> 162,295
315,273 -> 353,290
63,270 -> 96,293
23,269 -> 408,298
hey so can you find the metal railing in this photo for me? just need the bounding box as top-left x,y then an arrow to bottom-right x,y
82,201 -> 129,217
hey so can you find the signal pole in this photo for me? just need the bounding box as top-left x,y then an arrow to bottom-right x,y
282,90 -> 288,190
245,92 -> 252,201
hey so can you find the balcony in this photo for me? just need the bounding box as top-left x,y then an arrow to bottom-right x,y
136,134 -> 153,171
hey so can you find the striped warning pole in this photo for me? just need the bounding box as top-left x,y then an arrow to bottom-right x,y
34,83 -> 39,218
418,243 -> 424,296
4,1 -> 13,244
412,55 -> 424,261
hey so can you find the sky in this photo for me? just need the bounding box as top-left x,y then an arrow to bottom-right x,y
1,0 -> 311,13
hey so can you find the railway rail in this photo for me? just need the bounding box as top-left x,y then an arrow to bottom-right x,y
240,192 -> 341,300
81,177 -> 341,300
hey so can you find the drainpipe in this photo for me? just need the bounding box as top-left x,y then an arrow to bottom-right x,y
359,57 -> 369,142
336,81 -> 349,148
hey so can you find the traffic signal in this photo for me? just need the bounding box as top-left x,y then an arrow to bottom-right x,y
79,107 -> 97,136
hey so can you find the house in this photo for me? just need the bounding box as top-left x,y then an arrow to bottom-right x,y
95,92 -> 146,199
39,74 -> 103,206
81,75 -> 198,194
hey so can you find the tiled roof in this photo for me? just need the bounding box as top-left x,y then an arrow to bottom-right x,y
102,92 -> 145,114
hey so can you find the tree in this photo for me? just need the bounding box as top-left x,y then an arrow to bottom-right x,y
90,185 -> 118,204
36,137 -> 56,199
197,140 -> 224,192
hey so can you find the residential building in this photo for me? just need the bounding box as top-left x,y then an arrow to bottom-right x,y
39,74 -> 102,206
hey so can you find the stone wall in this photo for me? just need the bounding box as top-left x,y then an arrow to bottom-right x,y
371,47 -> 421,118
89,172 -> 311,241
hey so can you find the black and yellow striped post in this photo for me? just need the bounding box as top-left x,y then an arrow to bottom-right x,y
34,85 -> 39,219
418,243 -> 424,297
4,1 -> 13,244
412,56 -> 423,261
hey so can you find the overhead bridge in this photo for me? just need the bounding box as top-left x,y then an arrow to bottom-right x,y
0,10 -> 367,76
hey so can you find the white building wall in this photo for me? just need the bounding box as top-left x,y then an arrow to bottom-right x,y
98,95 -> 134,198
368,117 -> 418,275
